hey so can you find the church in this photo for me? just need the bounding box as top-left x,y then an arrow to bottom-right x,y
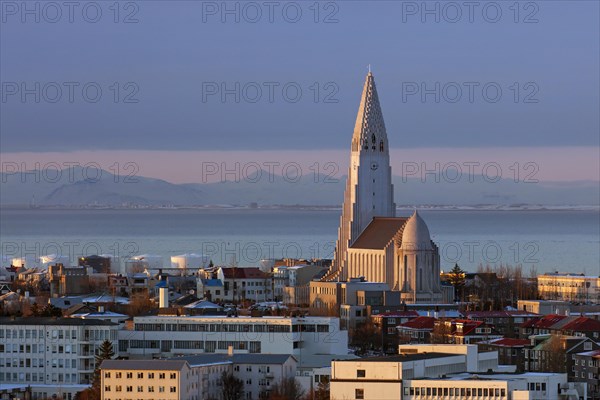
321,72 -> 443,304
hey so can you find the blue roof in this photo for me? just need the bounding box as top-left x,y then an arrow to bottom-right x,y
155,280 -> 168,288
204,279 -> 223,287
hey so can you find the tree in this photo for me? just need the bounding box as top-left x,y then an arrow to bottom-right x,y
220,371 -> 244,400
351,322 -> 382,356
40,303 -> 63,317
448,263 -> 466,302
76,340 -> 115,400
265,377 -> 305,400
430,320 -> 453,344
312,379 -> 330,400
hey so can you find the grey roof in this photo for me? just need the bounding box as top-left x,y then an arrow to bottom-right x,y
336,352 -> 456,363
101,359 -> 188,371
296,354 -> 359,369
174,353 -> 296,366
0,317 -> 116,326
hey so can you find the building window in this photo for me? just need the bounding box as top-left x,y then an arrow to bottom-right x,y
356,370 -> 366,378
137,372 -> 143,379
355,388 -> 364,399
126,372 -> 132,379
170,373 -> 176,379
170,386 -> 177,393
104,372 -> 111,378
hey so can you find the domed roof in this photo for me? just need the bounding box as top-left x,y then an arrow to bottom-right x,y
400,210 -> 432,250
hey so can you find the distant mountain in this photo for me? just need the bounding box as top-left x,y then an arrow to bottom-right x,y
1,167 -> 598,207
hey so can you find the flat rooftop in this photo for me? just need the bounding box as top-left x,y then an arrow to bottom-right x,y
335,352 -> 457,363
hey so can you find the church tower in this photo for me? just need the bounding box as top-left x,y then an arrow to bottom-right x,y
324,72 -> 396,281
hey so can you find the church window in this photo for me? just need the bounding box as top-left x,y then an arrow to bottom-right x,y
380,141 -> 384,152
372,134 -> 376,143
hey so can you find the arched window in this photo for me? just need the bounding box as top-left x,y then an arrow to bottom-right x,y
380,141 -> 384,152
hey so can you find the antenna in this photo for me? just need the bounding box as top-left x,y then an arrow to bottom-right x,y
367,64 -> 371,74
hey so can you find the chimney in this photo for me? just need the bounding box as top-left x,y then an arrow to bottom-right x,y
159,287 -> 169,308
227,345 -> 234,356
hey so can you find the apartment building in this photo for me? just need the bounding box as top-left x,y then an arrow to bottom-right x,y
0,317 -> 119,400
100,353 -> 296,400
101,358 -> 230,400
118,315 -> 347,358
537,273 -> 600,303
330,344 -> 586,400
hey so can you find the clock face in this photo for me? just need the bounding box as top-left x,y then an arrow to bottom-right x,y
371,162 -> 379,171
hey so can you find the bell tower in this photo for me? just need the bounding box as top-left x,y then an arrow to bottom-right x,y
324,72 -> 396,281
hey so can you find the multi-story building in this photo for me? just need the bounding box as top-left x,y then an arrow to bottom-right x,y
433,319 -> 503,345
397,316 -> 436,345
537,272 -> 600,303
330,344 -> 586,400
100,353 -> 297,400
518,299 -> 570,315
477,338 -> 532,373
0,317 -> 119,399
213,267 -> 272,303
48,263 -> 90,297
201,353 -> 296,400
118,315 -> 347,358
370,311 -> 420,353
463,310 -> 539,337
101,358 -> 230,400
400,372 -> 585,400
78,255 -> 112,274
524,334 -> 600,381
330,344 -> 500,400
520,314 -> 600,341
573,349 -> 600,399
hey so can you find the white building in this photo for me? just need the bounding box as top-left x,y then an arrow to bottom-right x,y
180,353 -> 297,400
0,317 -> 119,400
119,315 -> 348,358
330,344 -> 586,400
537,272 -> 600,303
401,372 -> 586,400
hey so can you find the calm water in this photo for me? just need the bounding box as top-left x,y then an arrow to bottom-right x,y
0,208 -> 598,275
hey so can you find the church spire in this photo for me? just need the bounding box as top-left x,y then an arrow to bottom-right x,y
352,72 -> 388,153
323,72 -> 395,282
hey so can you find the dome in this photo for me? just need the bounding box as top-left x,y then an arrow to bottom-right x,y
400,210 -> 432,250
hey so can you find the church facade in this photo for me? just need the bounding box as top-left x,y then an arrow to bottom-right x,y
322,72 -> 442,304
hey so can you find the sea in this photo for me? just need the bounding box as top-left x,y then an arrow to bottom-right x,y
0,208 -> 598,275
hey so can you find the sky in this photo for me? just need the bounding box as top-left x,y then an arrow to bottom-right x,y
1,0 -> 599,182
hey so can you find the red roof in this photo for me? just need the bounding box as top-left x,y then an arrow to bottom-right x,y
374,311 -> 419,318
560,316 -> 600,332
488,338 -> 531,347
465,310 -> 538,318
398,316 -> 436,330
521,314 -> 567,329
220,267 -> 268,279
521,314 -> 600,333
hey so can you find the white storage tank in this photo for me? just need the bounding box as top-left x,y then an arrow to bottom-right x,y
11,256 -> 39,269
40,254 -> 70,269
171,253 -> 210,269
259,259 -> 276,273
125,254 -> 163,274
